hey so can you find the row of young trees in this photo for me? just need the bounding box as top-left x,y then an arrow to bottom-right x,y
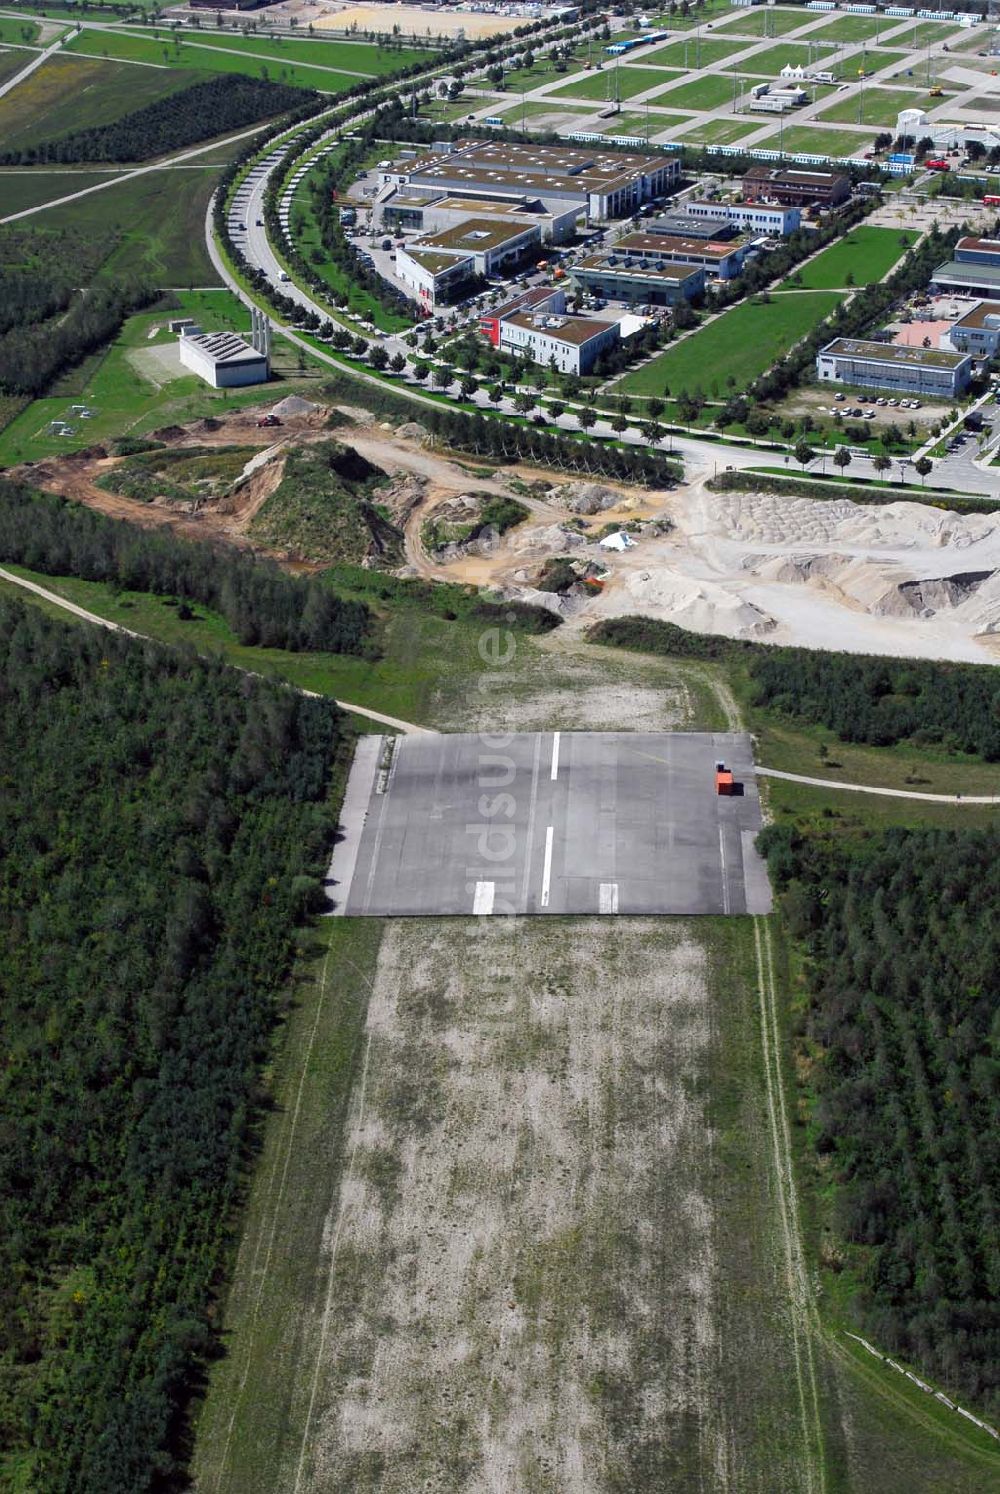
760,822 -> 1000,1416
588,614 -> 1000,760
0,76 -> 315,166
0,479 -> 372,655
320,373 -> 681,485
0,597 -> 345,1488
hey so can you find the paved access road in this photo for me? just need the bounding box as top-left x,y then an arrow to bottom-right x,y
332,729 -> 772,917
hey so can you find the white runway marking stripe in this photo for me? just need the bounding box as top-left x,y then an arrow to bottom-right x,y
540,826 -> 554,908
599,882 -> 619,914
719,823 -> 730,915
550,731 -> 561,781
473,881 -> 495,915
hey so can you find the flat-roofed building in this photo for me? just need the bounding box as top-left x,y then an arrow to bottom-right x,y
931,260 -> 1000,299
954,235 -> 1000,268
816,336 -> 973,396
177,320 -> 269,388
395,217 -> 540,307
943,299 -> 1000,358
378,139 -> 679,222
572,251 -> 705,306
394,246 -> 475,309
413,217 -> 540,276
499,310 -> 620,374
379,191 -> 576,243
645,209 -> 741,241
743,164 -> 851,208
479,285 -> 567,346
613,230 -> 746,280
681,198 -> 802,235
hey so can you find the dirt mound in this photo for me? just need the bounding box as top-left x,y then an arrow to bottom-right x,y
270,394 -> 320,418
150,425 -> 186,444
397,421 -> 431,444
550,481 -> 623,516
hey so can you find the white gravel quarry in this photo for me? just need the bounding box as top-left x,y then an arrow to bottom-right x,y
586,485 -> 1000,663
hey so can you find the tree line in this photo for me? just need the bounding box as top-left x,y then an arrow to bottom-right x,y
319,373 -> 682,486
588,614 -> 1000,760
0,596 -> 345,1489
0,76 -> 316,166
760,822 -> 1000,1416
0,478 -> 372,655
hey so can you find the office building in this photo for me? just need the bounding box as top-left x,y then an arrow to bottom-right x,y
816,337 -> 973,396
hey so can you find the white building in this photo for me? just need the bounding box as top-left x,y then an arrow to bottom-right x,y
178,311 -> 270,388
395,246 -> 475,310
943,300 -> 1000,358
896,107 -> 1000,153
816,337 -> 973,396
499,311 -> 620,375
682,198 -> 802,235
395,216 -> 541,309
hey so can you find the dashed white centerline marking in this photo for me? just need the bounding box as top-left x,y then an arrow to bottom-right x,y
550,731 -> 561,781
473,881 -> 495,915
540,825 -> 554,908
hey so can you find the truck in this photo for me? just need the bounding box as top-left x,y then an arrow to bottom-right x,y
925,158 -> 951,171
715,762 -> 735,796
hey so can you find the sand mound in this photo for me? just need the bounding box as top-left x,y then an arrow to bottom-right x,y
396,421 -> 431,443
702,490 -> 999,553
622,567 -> 777,639
270,395 -> 319,418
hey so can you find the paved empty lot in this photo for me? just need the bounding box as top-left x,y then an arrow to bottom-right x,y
329,731 -> 771,917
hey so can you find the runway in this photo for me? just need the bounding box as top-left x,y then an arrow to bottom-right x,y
327,731 -> 772,917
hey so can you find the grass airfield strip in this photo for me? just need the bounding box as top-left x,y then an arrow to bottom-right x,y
194,915 -> 824,1493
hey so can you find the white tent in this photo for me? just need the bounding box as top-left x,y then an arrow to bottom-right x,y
599,530 -> 637,552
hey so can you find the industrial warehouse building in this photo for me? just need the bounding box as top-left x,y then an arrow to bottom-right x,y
943,300 -> 1000,358
742,164 -> 851,208
680,199 -> 802,235
377,140 -> 679,222
816,337 -> 973,397
499,310 -> 620,375
177,311 -> 270,388
379,192 -> 576,243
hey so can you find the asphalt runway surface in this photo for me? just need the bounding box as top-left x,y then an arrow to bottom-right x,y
329,731 -> 771,917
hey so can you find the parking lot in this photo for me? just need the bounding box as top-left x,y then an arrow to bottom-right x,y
328,730 -> 771,918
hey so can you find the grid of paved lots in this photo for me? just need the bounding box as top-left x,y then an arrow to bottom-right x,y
333,731 -> 771,917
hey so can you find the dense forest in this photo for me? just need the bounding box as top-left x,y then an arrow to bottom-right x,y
0,478 -> 371,654
0,598 -> 344,1489
0,76 -> 315,165
589,615 -> 1000,759
761,824 -> 1000,1415
0,226 -> 151,400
